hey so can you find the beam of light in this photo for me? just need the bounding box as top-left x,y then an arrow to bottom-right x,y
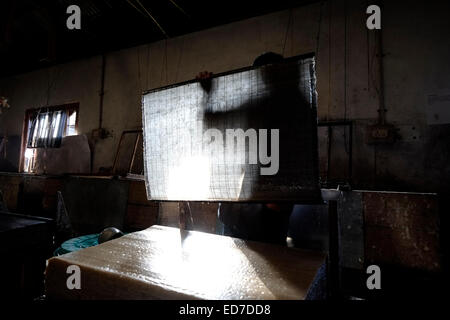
52,113 -> 61,138
41,114 -> 49,139
67,112 -> 78,136
133,228 -> 273,299
24,148 -> 34,158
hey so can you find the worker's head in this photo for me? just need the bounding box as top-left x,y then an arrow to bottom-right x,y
253,52 -> 298,91
253,52 -> 284,67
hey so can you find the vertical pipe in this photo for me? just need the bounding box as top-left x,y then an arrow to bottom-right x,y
90,54 -> 106,174
327,126 -> 332,184
99,54 -> 106,130
377,28 -> 386,125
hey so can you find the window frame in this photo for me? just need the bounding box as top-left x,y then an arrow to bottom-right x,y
19,102 -> 79,173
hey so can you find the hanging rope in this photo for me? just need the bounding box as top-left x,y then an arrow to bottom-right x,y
282,9 -> 293,57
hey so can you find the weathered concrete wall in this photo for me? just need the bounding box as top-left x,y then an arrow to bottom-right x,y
0,0 -> 449,193
371,1 -> 450,193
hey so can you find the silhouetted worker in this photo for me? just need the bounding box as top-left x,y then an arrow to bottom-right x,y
198,52 -> 318,245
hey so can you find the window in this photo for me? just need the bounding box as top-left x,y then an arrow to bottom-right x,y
20,103 -> 79,173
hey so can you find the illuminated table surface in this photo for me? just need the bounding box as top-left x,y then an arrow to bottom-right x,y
45,225 -> 325,300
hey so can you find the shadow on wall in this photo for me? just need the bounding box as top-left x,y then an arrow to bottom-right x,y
0,136 -> 20,172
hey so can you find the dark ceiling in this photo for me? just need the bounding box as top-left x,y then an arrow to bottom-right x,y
0,0 -> 318,77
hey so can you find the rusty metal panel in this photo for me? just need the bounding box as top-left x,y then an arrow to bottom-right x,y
363,191 -> 441,272
142,56 -> 320,202
338,191 -> 365,270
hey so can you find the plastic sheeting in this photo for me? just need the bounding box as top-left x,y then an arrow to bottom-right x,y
45,225 -> 325,300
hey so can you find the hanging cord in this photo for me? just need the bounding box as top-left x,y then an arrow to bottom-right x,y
315,1 -> 325,57
145,44 -> 151,90
282,9 -> 293,57
46,65 -> 60,106
137,46 -> 142,93
36,67 -> 56,149
28,63 -> 60,169
174,38 -> 185,83
46,70 -> 51,106
159,39 -> 168,86
165,40 -> 168,84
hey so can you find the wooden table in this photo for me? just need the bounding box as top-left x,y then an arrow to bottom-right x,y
46,225 -> 324,300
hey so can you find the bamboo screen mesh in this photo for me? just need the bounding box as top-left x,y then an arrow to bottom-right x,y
142,56 -> 320,202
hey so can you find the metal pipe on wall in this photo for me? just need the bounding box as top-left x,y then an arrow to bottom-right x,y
89,54 -> 107,174
99,54 -> 106,130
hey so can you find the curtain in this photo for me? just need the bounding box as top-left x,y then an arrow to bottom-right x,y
27,109 -> 67,148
